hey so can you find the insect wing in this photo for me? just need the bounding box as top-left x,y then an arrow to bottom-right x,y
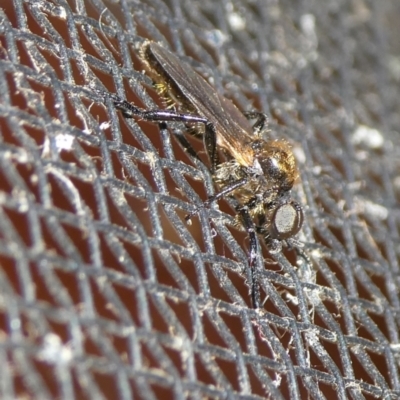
149,43 -> 255,166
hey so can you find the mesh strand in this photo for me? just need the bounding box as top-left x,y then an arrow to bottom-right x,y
0,0 -> 400,399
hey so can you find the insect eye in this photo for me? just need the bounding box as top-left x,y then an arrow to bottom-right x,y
270,201 -> 303,240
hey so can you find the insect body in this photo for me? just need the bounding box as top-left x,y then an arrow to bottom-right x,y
102,41 -> 303,308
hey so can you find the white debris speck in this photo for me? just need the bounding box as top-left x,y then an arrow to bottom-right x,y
99,121 -> 111,130
351,125 -> 384,149
55,133 -> 75,150
300,14 -> 316,37
58,6 -> 67,19
293,146 -> 306,164
300,14 -> 318,49
228,12 -> 246,31
38,334 -> 73,365
362,200 -> 388,220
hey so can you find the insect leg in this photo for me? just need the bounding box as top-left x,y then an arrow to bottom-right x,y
155,122 -> 204,165
111,95 -> 208,125
105,92 -> 220,166
243,111 -> 269,137
184,177 -> 248,221
186,162 -> 280,221
238,206 -> 261,308
167,125 -> 204,162
204,125 -> 219,174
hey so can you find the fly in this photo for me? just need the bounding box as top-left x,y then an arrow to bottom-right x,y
97,41 -> 303,308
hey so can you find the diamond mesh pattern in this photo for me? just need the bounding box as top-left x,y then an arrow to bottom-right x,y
0,0 -> 400,399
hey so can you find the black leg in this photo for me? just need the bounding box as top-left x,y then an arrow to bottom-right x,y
104,91 -> 221,172
184,177 -> 248,221
243,111 -> 269,137
111,95 -> 208,125
238,206 -> 261,309
157,121 -> 196,160
204,123 -> 219,174
166,125 -> 204,163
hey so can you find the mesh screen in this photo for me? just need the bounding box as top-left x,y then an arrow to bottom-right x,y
0,0 -> 400,398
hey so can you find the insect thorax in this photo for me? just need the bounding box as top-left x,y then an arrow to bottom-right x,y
214,159 -> 279,216
253,139 -> 298,191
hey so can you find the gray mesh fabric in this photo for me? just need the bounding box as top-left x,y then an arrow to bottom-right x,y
0,0 -> 400,399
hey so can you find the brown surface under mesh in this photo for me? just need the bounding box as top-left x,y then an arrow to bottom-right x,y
0,0 -> 400,399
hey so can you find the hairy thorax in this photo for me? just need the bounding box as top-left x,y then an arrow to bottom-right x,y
213,139 -> 298,217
